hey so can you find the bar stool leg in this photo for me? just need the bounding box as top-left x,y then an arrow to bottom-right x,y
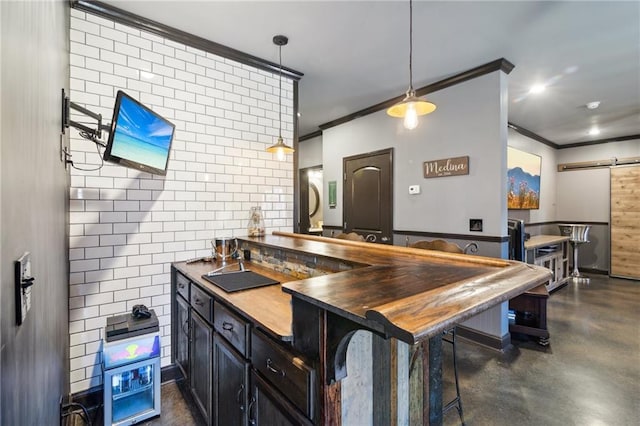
443,328 -> 465,425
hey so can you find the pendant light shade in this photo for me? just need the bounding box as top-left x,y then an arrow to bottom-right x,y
386,0 -> 436,129
266,136 -> 295,161
267,34 -> 295,160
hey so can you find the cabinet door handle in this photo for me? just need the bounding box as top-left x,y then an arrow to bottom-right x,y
248,397 -> 256,425
178,282 -> 185,289
181,318 -> 189,336
237,384 -> 245,411
266,358 -> 285,377
222,321 -> 234,331
193,297 -> 204,306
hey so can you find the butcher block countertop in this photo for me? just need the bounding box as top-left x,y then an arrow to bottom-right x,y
173,259 -> 296,341
174,232 -> 551,345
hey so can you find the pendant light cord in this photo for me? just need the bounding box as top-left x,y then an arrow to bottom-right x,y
278,43 -> 283,138
408,0 -> 413,93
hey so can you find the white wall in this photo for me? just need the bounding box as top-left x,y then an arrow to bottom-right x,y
556,139 -> 639,221
557,139 -> 639,163
323,71 -> 508,237
69,10 -> 293,393
298,135 -> 323,169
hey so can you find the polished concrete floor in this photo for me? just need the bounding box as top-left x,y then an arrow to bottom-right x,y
72,274 -> 638,425
443,274 -> 640,426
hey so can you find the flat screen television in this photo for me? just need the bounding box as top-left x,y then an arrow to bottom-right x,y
103,90 -> 175,175
507,218 -> 526,261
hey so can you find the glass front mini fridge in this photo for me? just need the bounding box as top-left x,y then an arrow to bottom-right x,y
103,329 -> 161,425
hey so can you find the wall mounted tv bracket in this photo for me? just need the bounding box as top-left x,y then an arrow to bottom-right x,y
60,88 -> 111,165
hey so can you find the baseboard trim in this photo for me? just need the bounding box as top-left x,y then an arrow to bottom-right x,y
580,267 -> 608,275
160,364 -> 183,383
456,325 -> 511,351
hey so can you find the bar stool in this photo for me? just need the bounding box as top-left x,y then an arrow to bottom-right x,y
408,239 -> 469,425
558,224 -> 591,281
442,328 -> 465,425
408,327 -> 465,425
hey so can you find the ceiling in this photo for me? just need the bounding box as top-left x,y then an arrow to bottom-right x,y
99,1 -> 640,146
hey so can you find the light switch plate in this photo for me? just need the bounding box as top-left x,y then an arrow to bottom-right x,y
15,252 -> 33,325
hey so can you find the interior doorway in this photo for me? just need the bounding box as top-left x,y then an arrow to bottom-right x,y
299,166 -> 324,235
610,164 -> 640,279
343,148 -> 393,244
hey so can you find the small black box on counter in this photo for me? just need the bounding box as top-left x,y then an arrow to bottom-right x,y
105,309 -> 159,342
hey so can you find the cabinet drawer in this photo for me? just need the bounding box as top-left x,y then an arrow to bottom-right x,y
176,272 -> 190,300
251,331 -> 315,419
190,284 -> 212,323
214,301 -> 250,358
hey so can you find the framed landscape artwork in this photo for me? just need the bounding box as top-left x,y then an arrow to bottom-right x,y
507,147 -> 541,209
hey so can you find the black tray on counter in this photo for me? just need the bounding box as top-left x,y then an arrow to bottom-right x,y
201,270 -> 280,293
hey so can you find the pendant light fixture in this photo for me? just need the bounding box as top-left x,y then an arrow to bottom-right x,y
266,34 -> 295,161
386,0 -> 436,130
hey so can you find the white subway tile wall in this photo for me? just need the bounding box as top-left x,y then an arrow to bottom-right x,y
69,10 -> 294,393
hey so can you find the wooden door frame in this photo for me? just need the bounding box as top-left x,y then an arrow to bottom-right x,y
299,165 -> 323,234
342,148 -> 394,242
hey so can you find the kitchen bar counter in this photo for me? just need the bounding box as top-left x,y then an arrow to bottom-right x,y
269,232 -> 550,344
172,259 -> 295,340
173,232 -> 551,425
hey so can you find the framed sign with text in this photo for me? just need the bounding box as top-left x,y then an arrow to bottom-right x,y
423,156 -> 469,178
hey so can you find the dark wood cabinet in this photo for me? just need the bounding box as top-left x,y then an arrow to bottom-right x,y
213,334 -> 250,426
249,370 -> 312,426
190,309 -> 213,424
251,330 -> 315,419
175,294 -> 190,379
171,268 -> 316,426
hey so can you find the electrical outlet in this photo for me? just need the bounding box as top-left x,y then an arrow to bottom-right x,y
470,219 -> 483,232
409,185 -> 421,195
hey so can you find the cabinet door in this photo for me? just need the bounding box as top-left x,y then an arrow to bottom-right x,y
213,334 -> 249,426
190,309 -> 213,425
249,370 -> 312,426
175,294 -> 190,379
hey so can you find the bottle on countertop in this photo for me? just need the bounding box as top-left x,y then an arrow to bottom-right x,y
247,206 -> 265,237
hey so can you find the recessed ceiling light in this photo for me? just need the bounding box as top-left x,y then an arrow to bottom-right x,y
586,101 -> 601,110
529,84 -> 546,94
589,126 -> 600,136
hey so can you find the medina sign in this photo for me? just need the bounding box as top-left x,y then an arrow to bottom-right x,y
423,156 -> 469,178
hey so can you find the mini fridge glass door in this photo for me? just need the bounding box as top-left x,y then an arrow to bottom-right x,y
104,357 -> 161,426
